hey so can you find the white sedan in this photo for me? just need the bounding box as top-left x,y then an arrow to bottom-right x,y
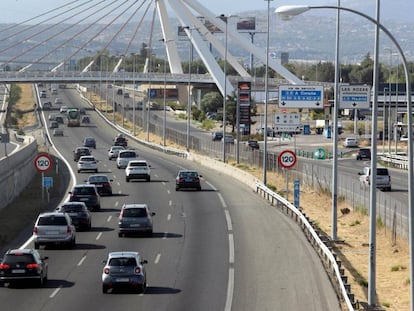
77,155 -> 98,173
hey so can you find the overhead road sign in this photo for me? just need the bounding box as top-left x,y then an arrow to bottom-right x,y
339,85 -> 371,109
278,85 -> 324,108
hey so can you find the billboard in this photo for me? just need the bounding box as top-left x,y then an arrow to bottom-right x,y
237,17 -> 256,31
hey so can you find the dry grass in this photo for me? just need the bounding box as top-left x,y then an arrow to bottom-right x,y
10,87 -> 410,310
15,84 -> 37,128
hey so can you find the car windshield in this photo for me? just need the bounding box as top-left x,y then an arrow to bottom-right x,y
123,208 -> 147,217
109,257 -> 137,266
73,187 -> 96,195
38,215 -> 67,226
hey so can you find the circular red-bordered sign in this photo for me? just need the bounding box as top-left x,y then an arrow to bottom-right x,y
278,150 -> 297,169
34,153 -> 53,173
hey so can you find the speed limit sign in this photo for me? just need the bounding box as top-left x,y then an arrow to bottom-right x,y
278,150 -> 297,169
34,153 -> 53,173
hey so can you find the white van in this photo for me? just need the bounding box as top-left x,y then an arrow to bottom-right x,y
116,150 -> 138,169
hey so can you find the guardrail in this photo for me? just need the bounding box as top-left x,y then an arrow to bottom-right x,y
379,153 -> 409,170
255,180 -> 356,311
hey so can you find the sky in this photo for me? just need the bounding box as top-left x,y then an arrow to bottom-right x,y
2,0 -> 412,23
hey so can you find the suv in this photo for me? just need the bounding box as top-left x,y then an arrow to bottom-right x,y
358,166 -> 391,191
69,184 -> 101,211
117,150 -> 138,169
356,148 -> 371,160
125,160 -> 151,182
114,135 -> 128,147
0,249 -> 48,287
83,137 -> 96,149
212,131 -> 223,141
118,204 -> 155,237
73,147 -> 91,161
33,212 -> 76,249
343,137 -> 359,148
55,202 -> 91,231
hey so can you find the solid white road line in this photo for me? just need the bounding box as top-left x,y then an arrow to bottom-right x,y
224,210 -> 233,231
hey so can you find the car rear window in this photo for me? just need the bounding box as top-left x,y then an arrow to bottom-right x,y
61,205 -> 85,212
120,151 -> 136,158
123,208 -> 147,217
377,168 -> 389,176
130,162 -> 147,167
73,187 -> 96,195
179,171 -> 198,178
4,254 -> 34,264
38,215 -> 67,226
109,257 -> 137,266
88,176 -> 107,183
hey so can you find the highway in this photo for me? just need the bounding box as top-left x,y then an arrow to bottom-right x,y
0,87 -> 341,310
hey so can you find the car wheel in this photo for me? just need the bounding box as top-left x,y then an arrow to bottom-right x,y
38,275 -> 44,287
118,232 -> 123,238
197,187 -> 201,191
34,242 -> 39,249
147,176 -> 150,182
175,186 -> 179,191
102,285 -> 109,294
95,169 -> 98,173
126,177 -> 130,182
77,170 -> 80,173
71,237 -> 76,249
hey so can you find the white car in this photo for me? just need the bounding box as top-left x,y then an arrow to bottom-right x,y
116,150 -> 138,169
125,160 -> 151,182
77,155 -> 98,173
343,137 -> 358,148
60,105 -> 68,113
108,145 -> 125,160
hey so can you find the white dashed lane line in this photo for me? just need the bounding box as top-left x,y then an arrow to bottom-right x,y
167,214 -> 171,221
154,253 -> 161,264
96,232 -> 103,240
107,215 -> 112,222
77,255 -> 87,266
50,286 -> 62,298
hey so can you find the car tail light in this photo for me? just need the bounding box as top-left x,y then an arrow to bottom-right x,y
26,263 -> 39,269
103,267 -> 110,274
178,178 -> 184,182
0,263 -> 10,269
103,182 -> 110,187
135,267 -> 141,274
67,226 -> 72,233
33,226 -> 38,234
195,177 -> 200,182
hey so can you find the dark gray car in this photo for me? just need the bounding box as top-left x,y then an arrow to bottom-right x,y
118,204 -> 155,237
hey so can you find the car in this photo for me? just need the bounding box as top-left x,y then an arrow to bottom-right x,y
59,106 -> 68,113
212,131 -> 223,141
40,90 -> 47,98
123,92 -> 130,98
77,155 -> 98,173
79,107 -> 86,115
117,88 -> 123,95
118,204 -> 155,237
222,135 -> 234,144
51,88 -> 58,95
33,212 -> 76,249
343,137 -> 359,148
175,169 -> 202,191
356,148 -> 371,160
83,137 -> 96,149
0,249 -> 48,287
42,102 -> 52,110
81,115 -> 90,124
73,146 -> 91,161
55,116 -> 64,124
246,140 -> 260,150
125,160 -> 151,182
117,150 -> 138,169
52,128 -> 64,136
69,184 -> 101,211
86,174 -> 113,196
358,166 -> 391,191
49,121 -> 59,129
55,202 -> 91,230
108,145 -> 125,160
48,114 -> 57,121
114,134 -> 128,147
54,98 -> 63,105
102,251 -> 148,293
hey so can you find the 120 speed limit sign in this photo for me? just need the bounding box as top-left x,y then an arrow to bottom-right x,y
278,150 -> 297,169
34,153 -> 53,173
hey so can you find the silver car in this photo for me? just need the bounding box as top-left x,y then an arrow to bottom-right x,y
118,204 -> 155,237
102,251 -> 147,293
116,150 -> 138,169
108,145 -> 125,160
33,212 -> 76,249
77,155 -> 98,173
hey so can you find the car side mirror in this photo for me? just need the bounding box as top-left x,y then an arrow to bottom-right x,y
102,260 -> 107,265
199,175 -> 203,178
42,256 -> 49,260
358,172 -> 363,175
141,260 -> 148,265
151,212 -> 156,216
68,191 -> 73,194
110,179 -> 113,182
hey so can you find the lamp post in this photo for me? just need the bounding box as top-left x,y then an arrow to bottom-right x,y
187,33 -> 193,151
159,39 -> 171,147
276,3 -> 413,309
219,14 -> 229,163
382,87 -> 389,154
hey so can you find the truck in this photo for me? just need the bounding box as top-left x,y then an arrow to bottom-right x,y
66,108 -> 81,127
315,119 -> 343,135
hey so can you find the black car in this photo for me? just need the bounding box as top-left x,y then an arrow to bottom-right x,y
83,137 -> 96,149
55,202 -> 92,230
73,146 -> 91,161
212,132 -> 223,141
356,148 -> 371,160
114,135 -> 128,147
69,184 -> 101,211
175,170 -> 202,191
246,140 -> 260,150
0,249 -> 48,287
85,174 -> 113,196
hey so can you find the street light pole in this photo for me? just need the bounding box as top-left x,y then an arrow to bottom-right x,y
187,35 -> 193,152
276,3 -> 413,309
221,14 -> 229,163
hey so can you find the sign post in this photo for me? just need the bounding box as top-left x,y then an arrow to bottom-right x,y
34,153 -> 53,201
278,150 -> 297,201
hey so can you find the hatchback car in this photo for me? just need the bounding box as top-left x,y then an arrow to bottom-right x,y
86,174 -> 113,196
108,145 -> 125,160
246,140 -> 260,150
102,251 -> 147,293
69,184 -> 101,211
55,202 -> 91,231
118,204 -> 155,237
117,150 -> 138,169
125,160 -> 151,182
343,137 -> 359,148
59,106 -> 68,114
83,137 -> 96,149
0,249 -> 48,287
52,128 -> 64,136
356,148 -> 371,160
33,212 -> 76,249
73,146 -> 91,161
77,155 -> 98,173
175,170 -> 202,191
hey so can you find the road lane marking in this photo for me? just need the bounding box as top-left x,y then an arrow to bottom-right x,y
154,253 -> 161,264
225,268 -> 234,311
107,215 -> 112,222
224,210 -> 233,231
50,286 -> 62,298
217,193 -> 227,208
115,201 -> 119,207
77,256 -> 87,266
205,181 -> 217,191
167,190 -> 171,194
169,200 -> 172,206
96,232 -> 103,240
162,182 -> 166,186
228,234 -> 234,264
167,214 -> 171,221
